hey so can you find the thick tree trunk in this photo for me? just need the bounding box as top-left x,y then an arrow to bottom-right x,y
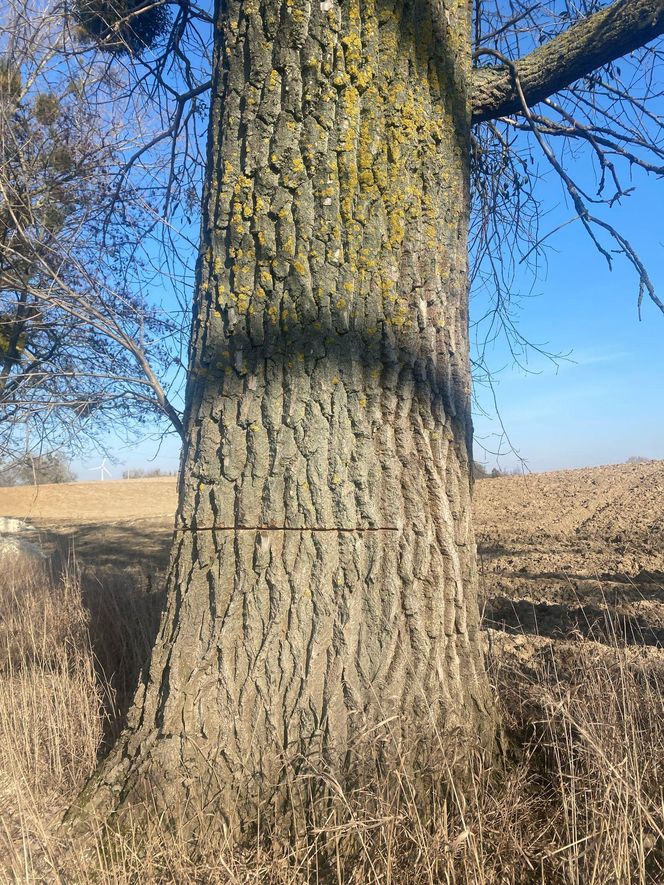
74,0 -> 495,834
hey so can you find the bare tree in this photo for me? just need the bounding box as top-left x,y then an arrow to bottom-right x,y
0,0 -> 189,466
0,450 -> 75,485
65,0 -> 664,843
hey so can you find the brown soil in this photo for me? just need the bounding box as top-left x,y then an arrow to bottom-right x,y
475,460 -> 664,650
1,461 -> 663,646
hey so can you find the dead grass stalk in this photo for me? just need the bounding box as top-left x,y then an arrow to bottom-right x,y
1,557 -> 663,883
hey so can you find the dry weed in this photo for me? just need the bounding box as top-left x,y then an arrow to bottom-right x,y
1,555 -> 663,883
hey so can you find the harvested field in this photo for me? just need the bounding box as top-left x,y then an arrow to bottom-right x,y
0,477 -> 177,568
0,476 -> 177,523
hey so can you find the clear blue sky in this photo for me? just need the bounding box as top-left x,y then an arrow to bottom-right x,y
76,139 -> 664,480
472,165 -> 664,473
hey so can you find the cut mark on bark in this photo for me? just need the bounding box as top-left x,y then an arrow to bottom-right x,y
175,525 -> 400,532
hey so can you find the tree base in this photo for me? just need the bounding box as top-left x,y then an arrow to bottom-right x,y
67,700 -> 499,849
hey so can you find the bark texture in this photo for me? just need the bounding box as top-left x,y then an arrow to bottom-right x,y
473,0 -> 664,123
74,0 -> 495,832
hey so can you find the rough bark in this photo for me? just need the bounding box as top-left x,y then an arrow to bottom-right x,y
473,0 -> 664,124
72,0 -> 495,834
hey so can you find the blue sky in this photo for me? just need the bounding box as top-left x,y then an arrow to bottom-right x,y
472,164 -> 664,473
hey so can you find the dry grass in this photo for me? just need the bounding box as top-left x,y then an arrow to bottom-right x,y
1,555 -> 663,884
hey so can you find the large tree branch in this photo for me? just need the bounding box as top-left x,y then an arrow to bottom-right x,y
472,0 -> 664,124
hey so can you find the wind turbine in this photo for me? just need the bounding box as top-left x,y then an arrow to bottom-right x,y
89,458 -> 112,482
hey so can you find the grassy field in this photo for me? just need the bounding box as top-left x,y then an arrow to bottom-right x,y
1,462 -> 663,882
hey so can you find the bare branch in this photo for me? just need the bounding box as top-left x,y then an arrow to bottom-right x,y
484,47 -> 664,317
473,0 -> 664,124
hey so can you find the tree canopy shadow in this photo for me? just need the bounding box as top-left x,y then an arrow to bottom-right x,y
47,519 -> 173,570
483,566 -> 664,603
47,527 -> 171,750
484,595 -> 664,649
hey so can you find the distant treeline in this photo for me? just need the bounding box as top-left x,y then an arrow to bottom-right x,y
0,452 -> 75,486
472,462 -> 521,479
121,468 -> 177,480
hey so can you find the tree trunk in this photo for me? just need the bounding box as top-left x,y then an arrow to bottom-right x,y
74,0 -> 495,834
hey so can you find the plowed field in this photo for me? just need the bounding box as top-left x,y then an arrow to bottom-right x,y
476,460 -> 664,649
